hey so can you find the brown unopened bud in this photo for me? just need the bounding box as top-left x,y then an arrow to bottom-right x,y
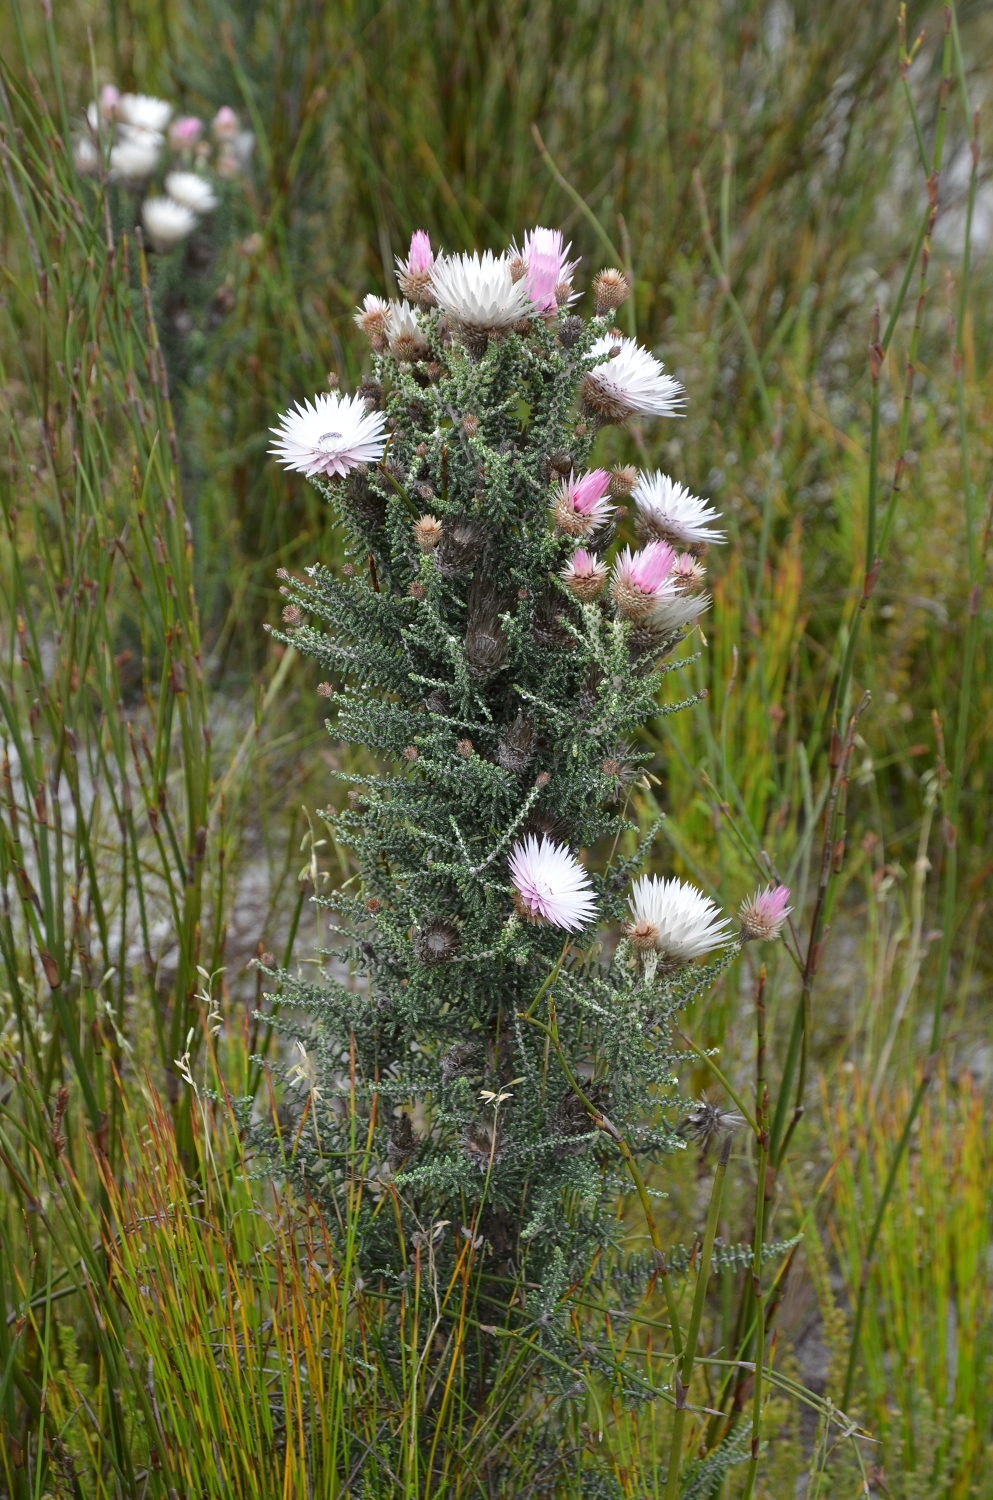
281,604 -> 303,627
418,483 -> 435,501
327,371 -> 339,389
414,513 -> 443,552
462,414 -> 479,437
509,254 -> 526,283
366,897 -> 381,913
260,952 -> 276,968
415,442 -> 428,457
407,581 -> 426,599
456,738 -> 473,758
536,771 -> 551,788
593,268 -> 629,314
342,563 -> 355,577
555,281 -> 573,306
317,681 -> 334,697
402,745 -> 418,762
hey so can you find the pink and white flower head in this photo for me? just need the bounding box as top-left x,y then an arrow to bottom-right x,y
560,548 -> 608,603
509,835 -> 597,931
551,468 -> 613,537
387,300 -> 426,362
739,884 -> 792,942
429,251 -> 530,332
169,115 -> 204,150
99,84 -> 120,120
633,471 -> 725,548
671,553 -> 707,591
212,105 -> 239,140
581,335 -> 684,423
354,294 -> 392,351
513,226 -> 580,313
396,230 -> 437,304
269,391 -> 388,480
626,875 -> 734,963
610,541 -> 676,618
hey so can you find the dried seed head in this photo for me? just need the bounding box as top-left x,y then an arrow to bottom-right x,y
413,513 -> 443,552
387,1112 -> 417,1170
456,738 -> 474,758
281,604 -> 303,627
495,713 -> 536,775
548,450 -> 575,477
592,268 -> 629,314
441,1040 -> 478,1083
402,745 -> 419,762
436,515 -> 489,577
462,1118 -> 503,1169
558,314 -> 584,349
413,917 -> 462,964
426,688 -> 450,716
417,483 -> 435,501
317,681 -> 334,698
348,470 -> 388,530
680,1096 -> 744,1146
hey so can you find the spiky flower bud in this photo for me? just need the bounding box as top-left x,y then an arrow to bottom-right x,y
671,553 -> 707,591
413,916 -> 463,964
551,469 -> 614,537
592,268 -> 629,313
609,464 -> 638,498
561,548 -> 608,602
558,315 -> 584,348
739,884 -> 792,942
413,513 -> 443,552
354,294 -> 391,351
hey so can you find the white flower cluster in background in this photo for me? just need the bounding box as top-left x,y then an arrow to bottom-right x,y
72,85 -> 255,254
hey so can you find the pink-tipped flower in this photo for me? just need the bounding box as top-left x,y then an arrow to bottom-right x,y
561,548 -> 608,602
396,230 -> 437,305
99,84 -> 120,120
739,884 -> 792,942
671,552 -> 707,591
212,105 -> 239,140
610,541 -> 676,618
269,391 -> 388,480
354,293 -> 392,351
551,468 -> 613,537
515,226 -> 580,313
169,115 -> 204,150
509,835 -> 597,931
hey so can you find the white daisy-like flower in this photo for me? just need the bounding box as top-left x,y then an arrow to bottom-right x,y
387,299 -> 425,360
110,132 -> 162,187
429,251 -> 531,331
269,391 -> 388,480
164,171 -> 217,214
646,585 -> 711,632
626,875 -> 734,962
582,334 -> 684,422
73,134 -> 100,176
116,93 -> 173,134
509,835 -> 597,931
633,471 -> 725,548
141,196 -> 197,254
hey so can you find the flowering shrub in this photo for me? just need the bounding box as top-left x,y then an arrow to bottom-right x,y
263,228 -> 789,1352
72,85 -> 253,252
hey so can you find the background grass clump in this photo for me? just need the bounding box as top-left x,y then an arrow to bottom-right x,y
0,0 -> 991,1494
